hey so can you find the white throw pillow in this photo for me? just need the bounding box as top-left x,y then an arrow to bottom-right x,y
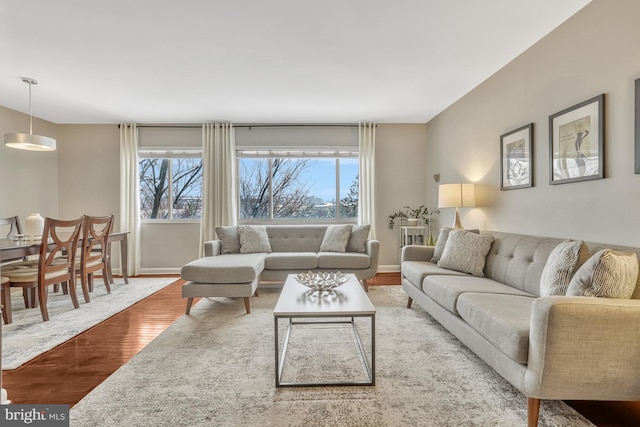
320,225 -> 353,253
566,249 -> 639,298
431,227 -> 479,263
539,240 -> 590,296
437,230 -> 494,277
238,225 -> 272,254
215,226 -> 241,254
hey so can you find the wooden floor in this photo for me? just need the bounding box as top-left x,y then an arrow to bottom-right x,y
2,273 -> 639,426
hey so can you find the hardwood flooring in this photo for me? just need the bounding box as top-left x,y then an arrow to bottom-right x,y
2,272 -> 638,426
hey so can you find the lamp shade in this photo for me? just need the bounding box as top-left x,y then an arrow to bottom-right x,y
438,183 -> 476,208
5,132 -> 56,151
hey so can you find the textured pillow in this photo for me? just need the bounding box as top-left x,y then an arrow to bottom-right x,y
320,225 -> 353,253
431,227 -> 479,263
346,224 -> 370,253
437,230 -> 494,277
539,240 -> 590,296
237,225 -> 272,254
566,249 -> 639,298
215,226 -> 241,254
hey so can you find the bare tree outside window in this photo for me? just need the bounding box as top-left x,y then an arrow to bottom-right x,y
139,158 -> 203,219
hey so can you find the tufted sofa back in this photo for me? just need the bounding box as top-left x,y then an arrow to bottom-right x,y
266,225 -> 329,252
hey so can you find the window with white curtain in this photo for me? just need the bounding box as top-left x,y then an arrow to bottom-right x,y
235,125 -> 359,222
137,127 -> 203,221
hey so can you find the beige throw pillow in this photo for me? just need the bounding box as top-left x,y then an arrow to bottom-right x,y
238,225 -> 272,254
566,249 -> 639,298
431,227 -> 479,263
320,225 -> 353,253
539,240 -> 590,296
437,230 -> 494,277
346,224 -> 370,253
215,226 -> 241,254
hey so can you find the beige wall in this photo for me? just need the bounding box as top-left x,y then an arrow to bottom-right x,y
425,0 -> 640,247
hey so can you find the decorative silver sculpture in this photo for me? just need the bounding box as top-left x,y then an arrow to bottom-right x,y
295,271 -> 349,292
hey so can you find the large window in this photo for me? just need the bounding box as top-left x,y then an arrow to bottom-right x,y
139,156 -> 203,220
238,153 -> 358,221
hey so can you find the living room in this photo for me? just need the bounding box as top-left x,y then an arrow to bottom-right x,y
2,0 -> 640,425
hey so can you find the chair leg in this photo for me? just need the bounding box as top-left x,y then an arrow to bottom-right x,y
528,398 -> 540,427
80,273 -> 91,303
407,297 -> 413,309
2,284 -> 12,324
185,297 -> 194,314
68,279 -> 80,309
22,288 -> 29,308
244,297 -> 251,314
101,269 -> 111,293
39,283 -> 49,322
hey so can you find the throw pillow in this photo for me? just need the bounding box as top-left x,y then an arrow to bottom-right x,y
566,249 -> 639,298
437,230 -> 494,277
237,225 -> 272,254
320,225 -> 353,253
346,224 -> 370,253
539,240 -> 590,296
431,227 -> 479,263
215,226 -> 241,254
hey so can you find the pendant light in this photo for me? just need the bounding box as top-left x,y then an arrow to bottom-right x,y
4,77 -> 56,151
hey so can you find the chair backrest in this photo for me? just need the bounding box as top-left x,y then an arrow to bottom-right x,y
0,216 -> 23,238
81,214 -> 115,264
38,217 -> 83,285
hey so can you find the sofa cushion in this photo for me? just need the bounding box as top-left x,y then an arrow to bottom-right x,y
423,275 -> 532,315
566,249 -> 639,299
318,252 -> 370,269
539,239 -> 590,296
401,261 -> 468,291
267,225 -> 326,252
347,224 -> 370,253
215,226 -> 241,254
265,252 -> 318,270
457,293 -> 534,364
320,224 -> 353,252
437,230 -> 494,277
431,227 -> 479,263
238,225 -> 272,254
180,253 -> 266,284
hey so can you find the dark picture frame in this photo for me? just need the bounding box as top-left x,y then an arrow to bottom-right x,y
549,94 -> 604,185
635,78 -> 640,174
500,123 -> 533,190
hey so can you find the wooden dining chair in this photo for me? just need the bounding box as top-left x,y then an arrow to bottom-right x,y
0,215 -> 37,308
0,215 -> 23,239
1,276 -> 11,324
3,217 -> 83,322
77,214 -> 114,303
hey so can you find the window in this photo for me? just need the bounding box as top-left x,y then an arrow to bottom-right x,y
139,155 -> 203,220
238,152 -> 358,221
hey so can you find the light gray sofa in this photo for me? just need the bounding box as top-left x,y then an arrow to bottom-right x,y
181,224 -> 379,314
401,230 -> 640,427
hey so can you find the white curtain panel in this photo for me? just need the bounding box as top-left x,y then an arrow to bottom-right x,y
119,123 -> 141,276
358,122 -> 377,240
200,123 -> 237,257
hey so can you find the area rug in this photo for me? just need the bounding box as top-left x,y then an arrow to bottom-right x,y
70,286 -> 593,427
2,276 -> 178,369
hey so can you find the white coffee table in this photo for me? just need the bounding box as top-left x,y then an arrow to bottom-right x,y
274,273 -> 376,387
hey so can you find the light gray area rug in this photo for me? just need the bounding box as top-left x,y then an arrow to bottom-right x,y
2,277 -> 177,369
70,286 -> 593,427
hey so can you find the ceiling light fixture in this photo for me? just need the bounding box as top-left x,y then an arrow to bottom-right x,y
4,77 -> 56,151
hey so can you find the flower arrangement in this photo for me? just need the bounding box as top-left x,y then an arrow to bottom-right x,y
388,205 -> 439,229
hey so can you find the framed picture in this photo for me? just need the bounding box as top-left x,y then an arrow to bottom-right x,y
549,94 -> 604,184
500,123 -> 533,190
635,78 -> 640,174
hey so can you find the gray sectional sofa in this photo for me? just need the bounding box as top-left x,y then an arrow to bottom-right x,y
181,224 -> 379,314
401,229 -> 640,427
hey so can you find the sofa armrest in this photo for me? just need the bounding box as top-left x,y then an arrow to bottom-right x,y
365,239 -> 380,268
525,296 -> 640,400
203,240 -> 222,257
401,245 -> 435,263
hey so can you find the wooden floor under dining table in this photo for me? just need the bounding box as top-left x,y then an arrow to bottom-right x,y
0,231 -> 129,284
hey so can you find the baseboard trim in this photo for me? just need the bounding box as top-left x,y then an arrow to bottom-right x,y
377,265 -> 400,273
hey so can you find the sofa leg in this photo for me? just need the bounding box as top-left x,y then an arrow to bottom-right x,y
527,398 -> 540,427
361,279 -> 369,292
407,297 -> 413,309
254,288 -> 259,297
185,297 -> 194,315
244,297 -> 251,314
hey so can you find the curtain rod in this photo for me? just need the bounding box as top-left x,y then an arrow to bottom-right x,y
118,123 -> 371,129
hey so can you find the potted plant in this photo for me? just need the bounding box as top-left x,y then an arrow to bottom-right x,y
389,205 -> 439,245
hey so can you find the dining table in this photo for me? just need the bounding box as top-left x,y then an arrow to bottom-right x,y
0,230 -> 129,284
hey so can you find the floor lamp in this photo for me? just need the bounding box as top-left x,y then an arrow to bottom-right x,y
438,183 -> 476,229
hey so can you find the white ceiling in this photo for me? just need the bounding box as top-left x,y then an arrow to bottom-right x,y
0,0 -> 591,124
